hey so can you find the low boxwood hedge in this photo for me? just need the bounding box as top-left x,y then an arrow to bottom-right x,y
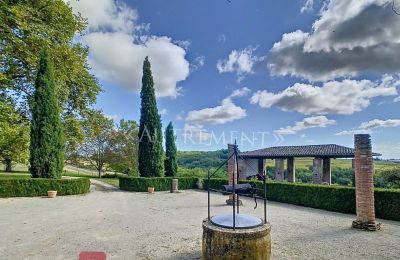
119,177 -> 198,192
203,178 -> 400,221
0,178 -> 90,198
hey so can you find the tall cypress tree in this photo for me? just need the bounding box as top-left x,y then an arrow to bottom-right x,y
138,57 -> 163,177
164,122 -> 177,177
29,49 -> 64,178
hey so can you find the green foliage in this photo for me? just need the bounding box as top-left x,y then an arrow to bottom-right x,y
0,97 -> 29,171
79,110 -> 114,177
0,177 -> 90,197
107,119 -> 139,176
177,149 -> 228,173
164,122 -> 177,177
119,177 -> 198,192
29,49 -> 64,179
0,0 -> 100,116
138,57 -> 163,177
203,178 -> 400,221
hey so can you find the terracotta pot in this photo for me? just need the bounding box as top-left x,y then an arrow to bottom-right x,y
148,187 -> 154,193
47,190 -> 57,198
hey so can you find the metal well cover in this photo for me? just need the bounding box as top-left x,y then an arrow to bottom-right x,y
211,213 -> 263,229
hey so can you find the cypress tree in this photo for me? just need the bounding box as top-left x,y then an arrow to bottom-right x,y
164,122 -> 177,177
138,57 -> 163,177
29,49 -> 64,178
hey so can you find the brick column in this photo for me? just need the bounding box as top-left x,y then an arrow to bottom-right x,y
322,158 -> 331,185
275,158 -> 284,181
287,157 -> 295,183
352,134 -> 380,231
312,158 -> 323,184
226,144 -> 242,205
352,159 -> 356,187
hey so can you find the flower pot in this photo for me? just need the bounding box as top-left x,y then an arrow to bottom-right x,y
148,187 -> 154,193
47,190 -> 57,198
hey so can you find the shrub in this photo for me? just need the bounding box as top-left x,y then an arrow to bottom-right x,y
203,178 -> 400,221
119,177 -> 198,192
0,178 -> 90,197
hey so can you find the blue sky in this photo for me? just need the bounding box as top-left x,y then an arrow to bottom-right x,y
68,0 -> 400,158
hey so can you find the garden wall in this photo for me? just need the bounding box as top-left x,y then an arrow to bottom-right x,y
0,178 -> 90,197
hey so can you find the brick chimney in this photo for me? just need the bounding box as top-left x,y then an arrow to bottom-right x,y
352,134 -> 380,231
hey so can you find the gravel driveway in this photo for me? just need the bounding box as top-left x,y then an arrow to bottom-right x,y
0,180 -> 399,259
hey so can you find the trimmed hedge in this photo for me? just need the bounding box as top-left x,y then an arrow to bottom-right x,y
203,178 -> 400,221
0,178 -> 90,198
119,177 -> 198,192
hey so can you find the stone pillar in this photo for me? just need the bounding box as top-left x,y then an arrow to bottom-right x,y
312,158 -> 323,184
287,157 -> 295,183
274,158 -> 284,181
322,158 -> 331,185
226,144 -> 242,205
352,134 -> 380,231
258,158 -> 265,175
170,179 -> 179,193
352,159 -> 356,187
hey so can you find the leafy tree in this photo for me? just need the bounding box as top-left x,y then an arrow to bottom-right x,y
108,119 -> 139,176
164,122 -> 177,177
0,96 -> 29,171
29,49 -> 65,178
79,110 -> 114,178
0,0 -> 100,117
138,57 -> 163,177
63,115 -> 84,164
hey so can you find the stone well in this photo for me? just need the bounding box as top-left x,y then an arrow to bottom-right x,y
202,218 -> 271,260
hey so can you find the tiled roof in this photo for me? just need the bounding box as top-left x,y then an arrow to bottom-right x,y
240,144 -> 381,158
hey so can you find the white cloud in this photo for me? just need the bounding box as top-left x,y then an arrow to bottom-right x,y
336,118 -> 400,135
105,114 -> 119,121
67,0 -> 190,98
159,109 -> 167,115
274,116 -> 336,135
183,123 -> 212,144
250,78 -> 398,115
301,0 -> 315,13
190,56 -> 205,71
269,0 -> 400,81
217,47 -> 263,81
186,87 -> 250,125
394,96 -> 400,102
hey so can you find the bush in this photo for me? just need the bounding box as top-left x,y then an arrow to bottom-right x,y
119,177 -> 198,192
203,178 -> 400,221
0,178 -> 90,197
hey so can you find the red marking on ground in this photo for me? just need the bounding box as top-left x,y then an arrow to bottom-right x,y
79,251 -> 106,260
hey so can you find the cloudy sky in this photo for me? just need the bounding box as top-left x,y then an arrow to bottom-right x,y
67,0 -> 400,158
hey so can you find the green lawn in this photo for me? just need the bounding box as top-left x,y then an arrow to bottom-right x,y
97,178 -> 119,187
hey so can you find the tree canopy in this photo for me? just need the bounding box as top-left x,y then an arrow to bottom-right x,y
0,0 -> 100,116
0,96 -> 29,171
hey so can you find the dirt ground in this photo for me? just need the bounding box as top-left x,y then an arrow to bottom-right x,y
0,180 -> 399,260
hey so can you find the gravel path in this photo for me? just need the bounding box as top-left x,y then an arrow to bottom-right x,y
0,182 -> 399,260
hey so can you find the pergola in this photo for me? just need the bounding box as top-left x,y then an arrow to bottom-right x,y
237,144 -> 381,184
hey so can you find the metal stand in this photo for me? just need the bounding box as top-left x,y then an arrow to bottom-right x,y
207,140 -> 268,229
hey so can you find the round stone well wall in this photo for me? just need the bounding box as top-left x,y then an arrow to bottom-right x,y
202,218 -> 271,260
